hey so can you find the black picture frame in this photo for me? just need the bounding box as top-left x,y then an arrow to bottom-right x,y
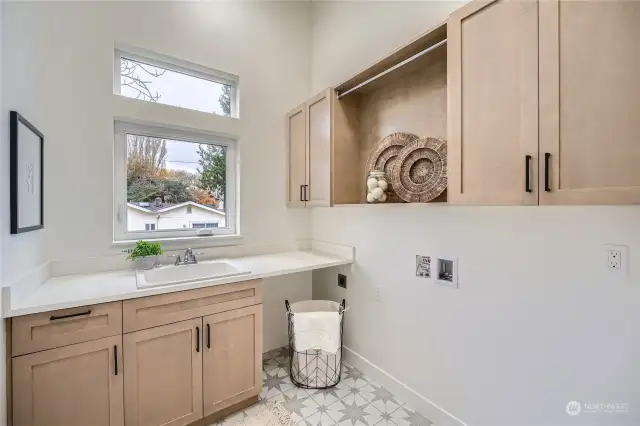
10,111 -> 44,234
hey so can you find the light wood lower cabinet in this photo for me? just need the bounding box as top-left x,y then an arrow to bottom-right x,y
123,318 -> 203,426
203,305 -> 263,416
13,335 -> 124,426
9,282 -> 264,426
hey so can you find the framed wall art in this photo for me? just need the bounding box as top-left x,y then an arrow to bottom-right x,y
10,111 -> 44,234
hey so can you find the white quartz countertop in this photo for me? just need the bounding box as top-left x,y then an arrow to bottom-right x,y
4,250 -> 352,317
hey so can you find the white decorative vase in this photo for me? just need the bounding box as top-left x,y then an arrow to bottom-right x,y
135,255 -> 157,270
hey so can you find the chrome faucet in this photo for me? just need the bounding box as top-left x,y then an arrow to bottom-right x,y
172,248 -> 203,266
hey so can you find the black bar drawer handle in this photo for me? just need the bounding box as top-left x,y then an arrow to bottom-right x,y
300,185 -> 304,202
207,324 -> 211,349
114,345 -> 118,376
196,326 -> 200,352
544,153 -> 551,192
50,310 -> 92,321
525,155 -> 532,193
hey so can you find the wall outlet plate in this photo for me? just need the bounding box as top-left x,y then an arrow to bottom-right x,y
604,244 -> 629,276
338,273 -> 347,289
416,255 -> 431,278
436,257 -> 458,288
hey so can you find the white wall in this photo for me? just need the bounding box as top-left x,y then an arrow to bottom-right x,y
0,2 -> 6,424
2,1 -> 311,265
0,0 -> 46,287
310,2 -> 640,426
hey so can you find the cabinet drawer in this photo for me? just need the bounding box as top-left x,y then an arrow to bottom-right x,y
123,280 -> 263,333
12,301 -> 123,356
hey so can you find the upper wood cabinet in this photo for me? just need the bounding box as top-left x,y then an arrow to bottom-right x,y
202,305 -> 263,417
13,335 -> 124,426
306,89 -> 333,207
539,0 -> 640,204
286,89 -> 334,208
286,103 -> 307,207
449,0 -> 640,205
448,0 -> 539,205
124,318 -> 203,426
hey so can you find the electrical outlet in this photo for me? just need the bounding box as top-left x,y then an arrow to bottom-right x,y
604,244 -> 629,275
375,286 -> 382,303
338,273 -> 347,289
608,250 -> 622,269
416,255 -> 431,278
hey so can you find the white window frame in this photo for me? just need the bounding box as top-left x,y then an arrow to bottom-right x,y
144,223 -> 157,231
114,121 -> 238,242
114,46 -> 239,117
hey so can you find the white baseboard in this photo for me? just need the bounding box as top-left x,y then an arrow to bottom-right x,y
343,346 -> 468,426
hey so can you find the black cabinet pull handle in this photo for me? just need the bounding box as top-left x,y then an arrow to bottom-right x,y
544,153 -> 551,192
207,324 -> 211,349
525,155 -> 532,193
50,310 -> 91,321
114,345 -> 118,376
196,326 -> 200,352
300,185 -> 304,202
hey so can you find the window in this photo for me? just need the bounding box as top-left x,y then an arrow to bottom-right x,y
191,222 -> 219,229
114,121 -> 237,241
115,48 -> 238,117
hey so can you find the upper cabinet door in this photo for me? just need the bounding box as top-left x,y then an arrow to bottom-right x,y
448,0 -> 539,205
306,89 -> 333,207
13,335 -> 124,426
202,305 -> 263,417
286,104 -> 307,208
539,0 -> 640,204
124,318 -> 203,426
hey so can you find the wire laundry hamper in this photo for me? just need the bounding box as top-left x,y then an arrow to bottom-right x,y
285,299 -> 346,389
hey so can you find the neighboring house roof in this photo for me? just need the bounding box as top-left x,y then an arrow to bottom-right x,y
128,201 -> 225,215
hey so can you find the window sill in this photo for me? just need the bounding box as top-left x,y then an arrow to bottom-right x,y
112,234 -> 243,249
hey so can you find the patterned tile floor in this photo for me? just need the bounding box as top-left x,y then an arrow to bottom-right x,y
215,347 -> 434,426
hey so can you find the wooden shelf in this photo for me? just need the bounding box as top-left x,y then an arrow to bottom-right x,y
331,22 -> 448,205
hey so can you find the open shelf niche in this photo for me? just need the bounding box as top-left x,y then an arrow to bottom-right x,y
331,22 -> 448,205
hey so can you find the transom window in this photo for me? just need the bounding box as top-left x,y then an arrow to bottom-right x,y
115,48 -> 238,117
114,121 -> 237,241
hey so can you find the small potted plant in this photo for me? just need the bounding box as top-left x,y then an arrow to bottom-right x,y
127,240 -> 164,270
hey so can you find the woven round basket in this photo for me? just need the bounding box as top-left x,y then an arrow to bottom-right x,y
366,132 -> 419,202
390,137 -> 447,203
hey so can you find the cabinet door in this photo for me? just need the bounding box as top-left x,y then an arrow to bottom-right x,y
539,0 -> 640,204
13,335 -> 124,426
286,103 -> 307,208
448,0 -> 539,205
306,89 -> 333,207
124,318 -> 203,426
202,305 -> 263,417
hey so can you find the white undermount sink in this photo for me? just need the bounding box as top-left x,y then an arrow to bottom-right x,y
135,261 -> 251,289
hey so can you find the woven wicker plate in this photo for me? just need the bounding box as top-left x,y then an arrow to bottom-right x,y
366,132 -> 419,177
366,133 -> 419,202
390,137 -> 447,203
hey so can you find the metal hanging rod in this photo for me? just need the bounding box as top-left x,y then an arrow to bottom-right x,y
337,38 -> 448,100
